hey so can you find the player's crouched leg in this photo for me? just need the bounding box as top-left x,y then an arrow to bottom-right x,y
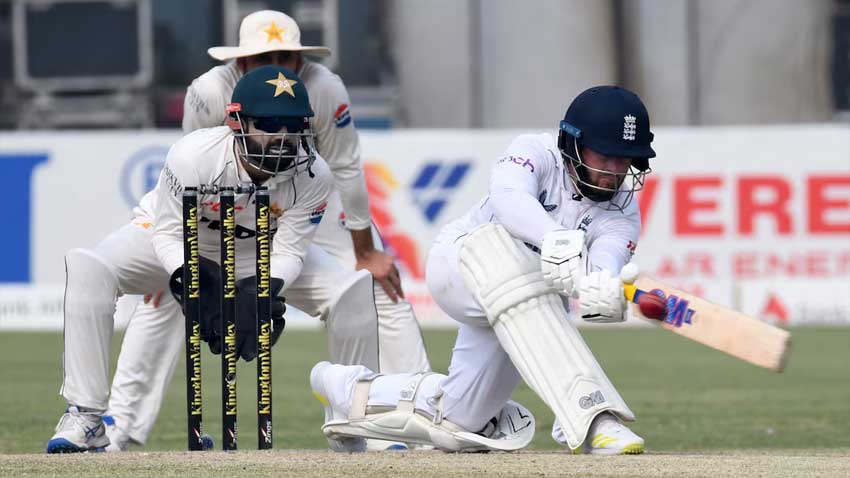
554,413 -> 645,455
310,361 -> 535,453
310,361 -> 371,452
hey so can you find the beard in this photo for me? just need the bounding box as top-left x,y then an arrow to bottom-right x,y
573,163 -> 624,202
243,136 -> 297,174
578,183 -> 618,202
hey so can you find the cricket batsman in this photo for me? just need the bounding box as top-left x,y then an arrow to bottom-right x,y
103,10 -> 430,451
310,85 -> 657,454
47,66 -> 382,452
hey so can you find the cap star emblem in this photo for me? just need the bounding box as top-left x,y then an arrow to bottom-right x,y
263,22 -> 284,43
265,72 -> 298,97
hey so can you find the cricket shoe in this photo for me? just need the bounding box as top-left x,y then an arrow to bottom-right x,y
46,406 -> 110,453
310,361 -> 368,453
574,412 -> 644,455
103,415 -> 133,452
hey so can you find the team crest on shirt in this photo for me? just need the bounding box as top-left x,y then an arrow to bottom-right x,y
578,215 -> 593,232
310,201 -> 328,224
626,240 -> 637,256
334,104 -> 352,128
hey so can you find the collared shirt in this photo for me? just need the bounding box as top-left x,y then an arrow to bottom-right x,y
151,126 -> 332,288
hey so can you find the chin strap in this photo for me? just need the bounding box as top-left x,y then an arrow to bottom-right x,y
301,136 -> 316,177
560,137 -> 644,212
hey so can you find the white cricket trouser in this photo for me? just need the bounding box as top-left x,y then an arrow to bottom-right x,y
105,294 -> 183,442
312,192 -> 430,375
65,214 -> 377,418
358,228 -> 531,435
107,192 -> 430,443
318,233 -> 519,433
61,221 -> 169,412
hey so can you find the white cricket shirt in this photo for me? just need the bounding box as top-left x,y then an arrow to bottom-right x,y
444,133 -> 642,273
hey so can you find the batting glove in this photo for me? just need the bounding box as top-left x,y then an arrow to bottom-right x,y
578,269 -> 627,323
540,229 -> 586,297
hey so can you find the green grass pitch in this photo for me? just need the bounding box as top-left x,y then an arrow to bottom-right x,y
1,327 -> 848,454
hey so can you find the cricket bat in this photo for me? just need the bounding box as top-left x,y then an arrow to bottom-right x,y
623,275 -> 792,373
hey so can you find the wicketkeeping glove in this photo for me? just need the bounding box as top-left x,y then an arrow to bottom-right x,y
233,276 -> 286,362
168,256 -> 223,353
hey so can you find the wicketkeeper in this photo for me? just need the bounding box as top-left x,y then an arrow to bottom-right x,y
47,66 -> 381,453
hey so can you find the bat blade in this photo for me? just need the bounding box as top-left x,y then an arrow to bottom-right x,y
625,275 -> 792,372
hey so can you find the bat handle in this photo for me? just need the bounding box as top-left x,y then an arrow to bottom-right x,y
623,283 -> 646,303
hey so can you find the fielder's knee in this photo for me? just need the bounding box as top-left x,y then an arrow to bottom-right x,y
64,248 -> 120,310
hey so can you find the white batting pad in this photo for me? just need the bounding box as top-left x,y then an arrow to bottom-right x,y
322,372 -> 535,452
325,270 -> 380,372
457,223 -> 634,449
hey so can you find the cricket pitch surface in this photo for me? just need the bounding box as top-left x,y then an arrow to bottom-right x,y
2,449 -> 848,478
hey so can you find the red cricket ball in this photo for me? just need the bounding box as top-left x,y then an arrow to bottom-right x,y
636,293 -> 668,320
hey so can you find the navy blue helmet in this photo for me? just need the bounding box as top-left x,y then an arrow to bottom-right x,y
557,86 -> 656,210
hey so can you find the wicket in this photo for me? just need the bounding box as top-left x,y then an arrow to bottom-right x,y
182,184 -> 273,451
